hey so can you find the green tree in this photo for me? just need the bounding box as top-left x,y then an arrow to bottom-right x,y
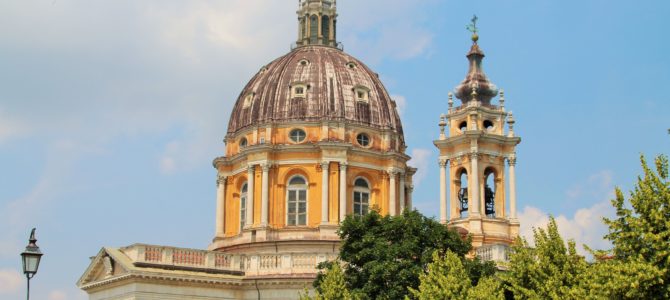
320,209 -> 493,299
301,263 -> 355,300
503,217 -> 587,299
407,251 -> 503,300
592,154 -> 670,298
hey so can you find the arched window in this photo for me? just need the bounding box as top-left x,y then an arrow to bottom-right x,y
240,182 -> 248,232
484,168 -> 496,218
458,170 -> 469,218
353,178 -> 370,216
287,176 -> 308,226
322,15 -> 330,42
310,15 -> 318,44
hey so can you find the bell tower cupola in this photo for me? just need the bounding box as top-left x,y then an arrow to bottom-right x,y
296,0 -> 338,47
434,16 -> 520,264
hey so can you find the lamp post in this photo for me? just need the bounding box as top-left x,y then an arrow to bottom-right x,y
21,228 -> 43,300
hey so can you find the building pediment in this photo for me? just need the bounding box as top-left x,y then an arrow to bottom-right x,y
77,247 -> 132,289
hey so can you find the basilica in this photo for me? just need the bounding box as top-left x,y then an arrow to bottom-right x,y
78,1 -> 520,299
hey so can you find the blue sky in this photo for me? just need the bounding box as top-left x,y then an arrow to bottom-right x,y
1,1 -> 668,299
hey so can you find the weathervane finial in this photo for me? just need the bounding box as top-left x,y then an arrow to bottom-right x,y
466,15 -> 479,43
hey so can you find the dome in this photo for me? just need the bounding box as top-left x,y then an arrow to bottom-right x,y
453,42 -> 499,105
226,45 -> 403,138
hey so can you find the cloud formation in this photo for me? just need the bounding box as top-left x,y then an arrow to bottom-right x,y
0,269 -> 22,295
408,148 -> 433,187
517,170 -> 617,255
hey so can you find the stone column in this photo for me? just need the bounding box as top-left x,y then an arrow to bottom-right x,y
321,161 -> 329,224
246,165 -> 255,228
470,153 -> 480,216
399,171 -> 406,213
339,162 -> 347,222
260,163 -> 270,227
389,170 -> 397,216
508,156 -> 517,219
407,185 -> 414,210
215,175 -> 227,237
439,159 -> 448,223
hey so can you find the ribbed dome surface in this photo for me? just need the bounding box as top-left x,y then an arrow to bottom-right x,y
227,46 -> 403,136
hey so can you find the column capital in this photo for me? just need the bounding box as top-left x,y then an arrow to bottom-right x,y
470,151 -> 480,160
339,162 -> 348,171
261,163 -> 271,172
216,174 -> 227,186
438,158 -> 449,167
387,168 -> 401,176
247,164 -> 256,172
507,156 -> 517,166
320,161 -> 330,169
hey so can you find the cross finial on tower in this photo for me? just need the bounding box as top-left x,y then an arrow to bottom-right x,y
466,15 -> 479,43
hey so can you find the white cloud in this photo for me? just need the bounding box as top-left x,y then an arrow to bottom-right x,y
408,148 -> 432,187
392,95 -> 407,117
518,170 -> 617,255
338,0 -> 436,64
48,290 -> 67,300
0,269 -> 22,294
518,202 -> 614,255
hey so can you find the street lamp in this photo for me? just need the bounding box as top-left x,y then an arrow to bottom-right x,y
21,228 -> 43,300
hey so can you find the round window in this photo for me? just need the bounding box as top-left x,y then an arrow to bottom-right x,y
356,133 -> 370,147
239,137 -> 248,148
289,129 -> 306,143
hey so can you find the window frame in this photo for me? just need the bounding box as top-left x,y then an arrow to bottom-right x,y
353,177 -> 371,217
356,132 -> 371,147
286,175 -> 308,226
240,182 -> 248,232
289,128 -> 307,143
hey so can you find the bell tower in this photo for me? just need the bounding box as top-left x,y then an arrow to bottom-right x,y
434,17 -> 520,262
296,0 -> 338,47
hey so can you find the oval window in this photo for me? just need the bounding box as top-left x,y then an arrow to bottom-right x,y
239,137 -> 248,148
356,133 -> 370,147
289,129 -> 306,143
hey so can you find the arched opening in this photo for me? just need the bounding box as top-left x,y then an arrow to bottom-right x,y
483,120 -> 494,132
240,182 -> 248,232
484,168 -> 496,218
310,15 -> 318,44
287,175 -> 308,226
353,177 -> 370,216
458,170 -> 469,218
321,15 -> 330,42
459,121 -> 468,133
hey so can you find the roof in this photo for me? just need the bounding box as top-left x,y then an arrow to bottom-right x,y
227,45 -> 403,137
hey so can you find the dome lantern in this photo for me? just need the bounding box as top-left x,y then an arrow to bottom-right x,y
296,0 -> 338,47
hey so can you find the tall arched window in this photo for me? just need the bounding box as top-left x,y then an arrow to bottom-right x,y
240,183 -> 248,232
310,15 -> 318,44
353,178 -> 370,216
458,170 -> 469,218
287,176 -> 308,226
484,168 -> 496,218
321,15 -> 330,42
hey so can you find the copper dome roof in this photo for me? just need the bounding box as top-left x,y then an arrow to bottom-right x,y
227,46 -> 403,137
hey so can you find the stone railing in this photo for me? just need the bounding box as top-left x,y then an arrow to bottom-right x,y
475,244 -> 510,263
122,244 -> 336,277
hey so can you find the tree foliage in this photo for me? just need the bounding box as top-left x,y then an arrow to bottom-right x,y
407,250 -> 503,300
503,217 -> 587,299
301,263 -> 355,300
594,154 -> 670,298
315,209 -> 492,299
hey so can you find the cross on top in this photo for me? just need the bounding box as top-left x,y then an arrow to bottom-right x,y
466,15 -> 478,34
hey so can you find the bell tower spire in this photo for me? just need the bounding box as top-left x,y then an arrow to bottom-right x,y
296,0 -> 338,47
434,16 -> 521,265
